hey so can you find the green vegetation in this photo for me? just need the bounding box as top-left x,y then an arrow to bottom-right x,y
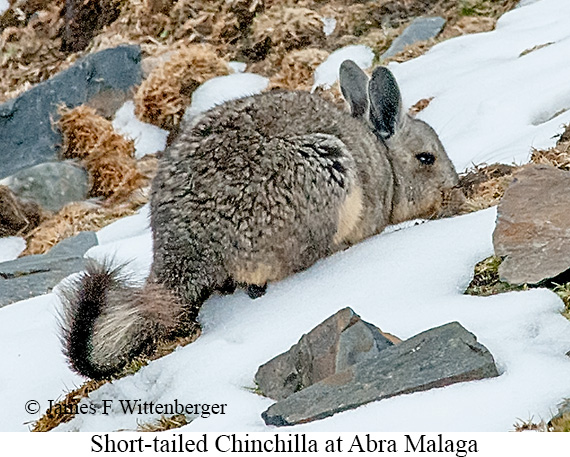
464,256 -> 525,296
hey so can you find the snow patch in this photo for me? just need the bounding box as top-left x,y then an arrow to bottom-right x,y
321,17 -> 337,37
390,0 -> 570,171
228,61 -> 247,73
312,45 -> 374,91
183,73 -> 269,121
0,237 -> 26,263
53,207 -> 570,432
112,101 -> 168,159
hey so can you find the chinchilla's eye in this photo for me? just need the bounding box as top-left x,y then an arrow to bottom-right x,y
415,152 -> 436,165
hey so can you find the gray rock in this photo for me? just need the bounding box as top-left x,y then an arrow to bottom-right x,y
1,161 -> 89,212
255,307 -> 395,401
382,16 -> 446,59
262,322 -> 498,426
493,164 -> 570,285
0,45 -> 142,180
0,231 -> 98,307
41,231 -> 98,259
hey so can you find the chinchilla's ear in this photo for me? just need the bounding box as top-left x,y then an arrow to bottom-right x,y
368,66 -> 403,140
339,60 -> 370,119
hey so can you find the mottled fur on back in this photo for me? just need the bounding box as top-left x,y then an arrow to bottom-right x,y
60,61 -> 460,379
149,90 -> 394,318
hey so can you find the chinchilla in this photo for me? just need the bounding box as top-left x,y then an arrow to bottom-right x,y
59,60 -> 461,379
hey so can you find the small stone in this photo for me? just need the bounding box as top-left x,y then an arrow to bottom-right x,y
1,162 -> 89,212
261,322 -> 498,426
382,17 -> 446,59
493,164 -> 570,285
255,307 -> 395,401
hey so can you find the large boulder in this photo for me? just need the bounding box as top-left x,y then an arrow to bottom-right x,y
493,164 -> 570,285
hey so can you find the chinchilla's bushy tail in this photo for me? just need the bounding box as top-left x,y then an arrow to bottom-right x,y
58,260 -> 186,380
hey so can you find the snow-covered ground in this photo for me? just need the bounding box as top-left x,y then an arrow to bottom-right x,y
1,0 -> 570,432
0,237 -> 25,263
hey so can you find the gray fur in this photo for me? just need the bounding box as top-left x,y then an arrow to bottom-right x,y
60,61 -> 460,379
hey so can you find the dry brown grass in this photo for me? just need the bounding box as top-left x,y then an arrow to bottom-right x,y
513,418 -> 549,432
137,414 -> 189,432
0,3 -> 71,103
513,405 -> 570,432
442,15 -> 497,38
32,379 -> 106,432
58,105 -> 145,200
269,48 -> 329,91
87,0 -> 170,52
531,125 -> 570,170
459,126 -> 570,214
251,6 -> 325,59
458,0 -> 520,18
22,194 -> 147,256
409,97 -> 434,116
458,163 -> 519,212
0,0 -> 521,106
134,44 -> 230,130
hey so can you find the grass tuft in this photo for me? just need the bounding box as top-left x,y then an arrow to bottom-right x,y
32,379 -> 106,432
552,283 -> 570,319
137,414 -> 190,432
464,256 -> 526,297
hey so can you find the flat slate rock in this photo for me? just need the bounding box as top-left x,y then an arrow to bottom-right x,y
262,322 -> 498,426
493,164 -> 570,285
255,307 -> 396,401
382,16 -> 446,59
0,231 -> 97,307
1,161 -> 89,212
0,45 -> 141,179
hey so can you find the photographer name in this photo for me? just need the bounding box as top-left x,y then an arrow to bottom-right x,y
48,399 -> 226,418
